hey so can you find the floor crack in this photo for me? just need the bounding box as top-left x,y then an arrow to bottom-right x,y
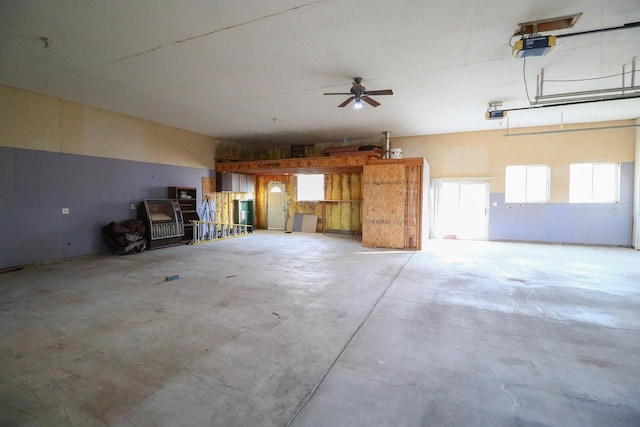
286,251 -> 416,426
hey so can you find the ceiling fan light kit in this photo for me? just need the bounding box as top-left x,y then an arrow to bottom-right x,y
323,77 -> 393,108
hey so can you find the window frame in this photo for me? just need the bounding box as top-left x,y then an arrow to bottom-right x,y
569,162 -> 620,203
505,164 -> 550,203
296,174 -> 325,201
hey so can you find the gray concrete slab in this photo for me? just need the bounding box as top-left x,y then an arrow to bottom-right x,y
291,240 -> 640,427
1,233 -> 639,426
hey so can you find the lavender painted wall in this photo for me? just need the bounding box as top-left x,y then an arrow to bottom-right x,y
489,162 -> 634,246
0,147 -> 214,268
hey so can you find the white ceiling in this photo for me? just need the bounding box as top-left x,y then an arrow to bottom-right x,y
1,0 -> 639,145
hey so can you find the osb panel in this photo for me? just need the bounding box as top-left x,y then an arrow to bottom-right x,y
215,154 -> 369,175
405,165 -> 422,249
202,177 -> 216,201
314,157 -> 343,167
216,141 -> 288,161
362,164 -> 406,248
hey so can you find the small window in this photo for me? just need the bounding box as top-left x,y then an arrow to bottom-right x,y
570,163 -> 619,203
297,174 -> 325,201
505,165 -> 549,203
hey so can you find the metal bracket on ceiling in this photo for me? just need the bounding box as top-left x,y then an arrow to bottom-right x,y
533,57 -> 640,105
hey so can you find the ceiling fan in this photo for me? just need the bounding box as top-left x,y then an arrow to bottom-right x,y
323,77 -> 393,108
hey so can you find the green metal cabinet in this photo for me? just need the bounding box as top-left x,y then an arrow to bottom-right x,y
234,200 -> 254,227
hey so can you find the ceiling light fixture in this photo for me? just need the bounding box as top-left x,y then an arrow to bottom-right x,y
354,98 -> 363,109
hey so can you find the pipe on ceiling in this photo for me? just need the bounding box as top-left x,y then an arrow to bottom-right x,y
504,123 -> 640,138
383,131 -> 391,159
504,92 -> 640,113
556,21 -> 640,39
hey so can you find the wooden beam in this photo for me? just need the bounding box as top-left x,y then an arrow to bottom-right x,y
216,154 -> 369,175
215,155 -> 423,175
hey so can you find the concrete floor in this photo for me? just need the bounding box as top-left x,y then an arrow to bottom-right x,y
1,231 -> 639,426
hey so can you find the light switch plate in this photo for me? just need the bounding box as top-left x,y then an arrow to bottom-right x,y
62,208 -> 69,214
130,204 -> 137,210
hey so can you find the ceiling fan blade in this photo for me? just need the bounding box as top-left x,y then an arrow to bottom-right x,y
338,97 -> 355,107
362,96 -> 380,107
364,89 -> 393,96
323,92 -> 352,95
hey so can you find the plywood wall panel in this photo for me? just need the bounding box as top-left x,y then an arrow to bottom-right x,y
362,164 -> 406,248
405,165 -> 422,249
202,177 -> 216,200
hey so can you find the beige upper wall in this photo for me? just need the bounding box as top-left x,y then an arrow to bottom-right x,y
2,83 -> 636,200
0,84 -> 216,169
394,121 -> 636,202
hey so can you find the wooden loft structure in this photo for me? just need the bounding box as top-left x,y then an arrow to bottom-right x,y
215,152 -> 379,175
215,153 -> 430,250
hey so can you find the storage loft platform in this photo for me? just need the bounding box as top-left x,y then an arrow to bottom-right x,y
215,155 -> 428,250
215,153 -> 423,175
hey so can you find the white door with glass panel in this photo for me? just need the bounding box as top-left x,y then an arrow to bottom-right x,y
267,182 -> 287,230
432,180 -> 489,240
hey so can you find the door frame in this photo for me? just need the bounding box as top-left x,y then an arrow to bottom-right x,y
267,181 -> 287,230
431,179 -> 490,240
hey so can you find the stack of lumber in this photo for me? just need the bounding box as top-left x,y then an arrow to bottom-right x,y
325,145 -> 382,159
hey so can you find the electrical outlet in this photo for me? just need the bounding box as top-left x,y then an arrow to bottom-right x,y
62,208 -> 69,214
130,204 -> 137,210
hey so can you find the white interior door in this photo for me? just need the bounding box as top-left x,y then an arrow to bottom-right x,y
267,182 -> 287,230
433,180 -> 488,240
